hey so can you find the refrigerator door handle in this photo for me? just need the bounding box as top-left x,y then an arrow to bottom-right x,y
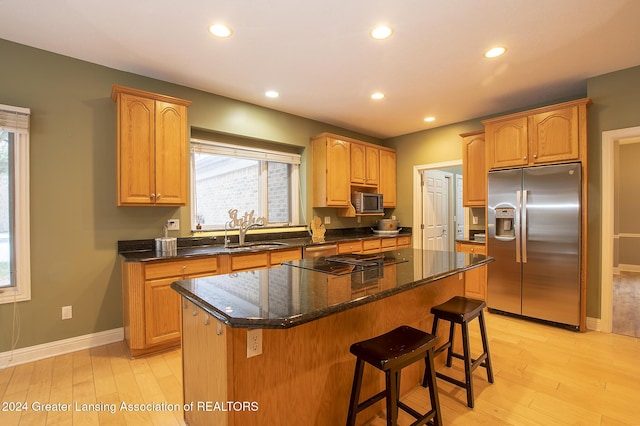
522,189 -> 528,263
515,190 -> 521,263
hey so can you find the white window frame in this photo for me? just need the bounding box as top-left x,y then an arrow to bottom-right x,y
190,138 -> 301,231
0,104 -> 31,304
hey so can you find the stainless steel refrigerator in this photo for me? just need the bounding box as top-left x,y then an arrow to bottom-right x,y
487,162 -> 581,328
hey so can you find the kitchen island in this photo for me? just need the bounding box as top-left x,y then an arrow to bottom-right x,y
171,248 -> 491,426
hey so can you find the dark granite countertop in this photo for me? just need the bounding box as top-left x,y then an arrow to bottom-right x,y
170,248 -> 492,329
118,229 -> 412,262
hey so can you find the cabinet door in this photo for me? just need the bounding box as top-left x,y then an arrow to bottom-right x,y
118,94 -> 156,205
350,143 -> 366,184
486,117 -> 528,169
462,133 -> 486,206
155,101 -> 188,205
145,277 -> 181,346
326,138 -> 351,206
365,146 -> 379,185
457,242 -> 487,301
529,106 -> 579,164
379,150 -> 397,207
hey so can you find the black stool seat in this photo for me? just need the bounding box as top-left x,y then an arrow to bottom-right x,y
430,296 -> 485,323
423,296 -> 494,408
347,326 -> 442,426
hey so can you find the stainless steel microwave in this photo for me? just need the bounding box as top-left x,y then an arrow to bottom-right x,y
352,191 -> 384,214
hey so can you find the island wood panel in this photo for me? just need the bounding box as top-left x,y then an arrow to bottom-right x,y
182,273 -> 464,426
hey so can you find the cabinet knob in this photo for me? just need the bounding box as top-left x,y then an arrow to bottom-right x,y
523,156 -> 527,160
192,306 -> 198,316
533,154 -> 537,159
156,194 -> 161,199
183,299 -> 188,309
470,247 -> 475,252
204,313 -> 210,326
150,193 -> 155,199
182,265 -> 187,270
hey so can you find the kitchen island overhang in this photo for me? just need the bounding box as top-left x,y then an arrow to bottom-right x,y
172,248 -> 492,426
171,248 -> 492,330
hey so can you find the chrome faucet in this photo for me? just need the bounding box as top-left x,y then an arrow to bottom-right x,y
226,209 -> 266,246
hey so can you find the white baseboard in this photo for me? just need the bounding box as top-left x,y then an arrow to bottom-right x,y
586,316 -> 601,332
0,328 -> 124,369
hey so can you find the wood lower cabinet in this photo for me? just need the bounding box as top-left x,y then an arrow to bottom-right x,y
112,85 -> 191,206
456,241 -> 487,301
121,256 -> 219,357
337,236 -> 412,255
121,248 -> 302,357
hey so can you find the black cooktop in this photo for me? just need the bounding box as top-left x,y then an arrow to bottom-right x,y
285,252 -> 409,276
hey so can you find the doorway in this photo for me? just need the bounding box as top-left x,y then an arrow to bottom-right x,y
412,161 -> 463,253
601,126 -> 640,336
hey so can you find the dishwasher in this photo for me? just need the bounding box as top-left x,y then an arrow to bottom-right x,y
303,244 -> 338,259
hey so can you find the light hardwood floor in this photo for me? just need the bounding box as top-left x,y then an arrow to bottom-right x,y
1,312 -> 639,425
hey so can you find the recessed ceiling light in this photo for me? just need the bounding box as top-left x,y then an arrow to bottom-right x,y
371,92 -> 385,100
424,116 -> 436,122
370,25 -> 393,40
485,47 -> 506,58
209,24 -> 232,38
265,90 -> 279,98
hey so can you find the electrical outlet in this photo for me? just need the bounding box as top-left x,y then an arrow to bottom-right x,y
247,329 -> 262,358
62,305 -> 72,320
324,216 -> 331,225
167,219 -> 180,231
472,216 -> 479,225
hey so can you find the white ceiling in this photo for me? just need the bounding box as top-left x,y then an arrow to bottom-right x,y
2,0 -> 640,138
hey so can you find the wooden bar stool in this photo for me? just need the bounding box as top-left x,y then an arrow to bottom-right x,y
422,296 -> 494,408
346,325 -> 442,426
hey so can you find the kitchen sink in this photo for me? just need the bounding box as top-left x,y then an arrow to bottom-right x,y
224,241 -> 289,251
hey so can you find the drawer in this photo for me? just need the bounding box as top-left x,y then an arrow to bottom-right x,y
396,236 -> 411,248
230,252 -> 269,271
270,248 -> 302,265
456,242 -> 487,255
338,240 -> 363,254
380,238 -> 397,248
362,239 -> 381,251
145,257 -> 218,280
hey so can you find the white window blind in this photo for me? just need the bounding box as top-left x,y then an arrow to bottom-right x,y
191,138 -> 301,165
0,104 -> 30,133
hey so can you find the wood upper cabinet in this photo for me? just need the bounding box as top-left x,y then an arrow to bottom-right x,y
112,85 -> 191,206
485,116 -> 528,169
529,106 -> 579,164
379,149 -> 397,207
484,98 -> 590,170
312,132 -> 396,213
350,143 -> 379,186
312,135 -> 351,207
461,131 -> 486,206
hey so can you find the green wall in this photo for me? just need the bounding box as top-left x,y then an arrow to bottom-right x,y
1,35 -> 638,352
0,39 -> 380,352
586,65 -> 640,318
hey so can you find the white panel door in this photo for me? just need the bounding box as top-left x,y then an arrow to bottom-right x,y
422,170 -> 450,251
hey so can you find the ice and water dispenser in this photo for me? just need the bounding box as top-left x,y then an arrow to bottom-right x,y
494,207 -> 515,239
